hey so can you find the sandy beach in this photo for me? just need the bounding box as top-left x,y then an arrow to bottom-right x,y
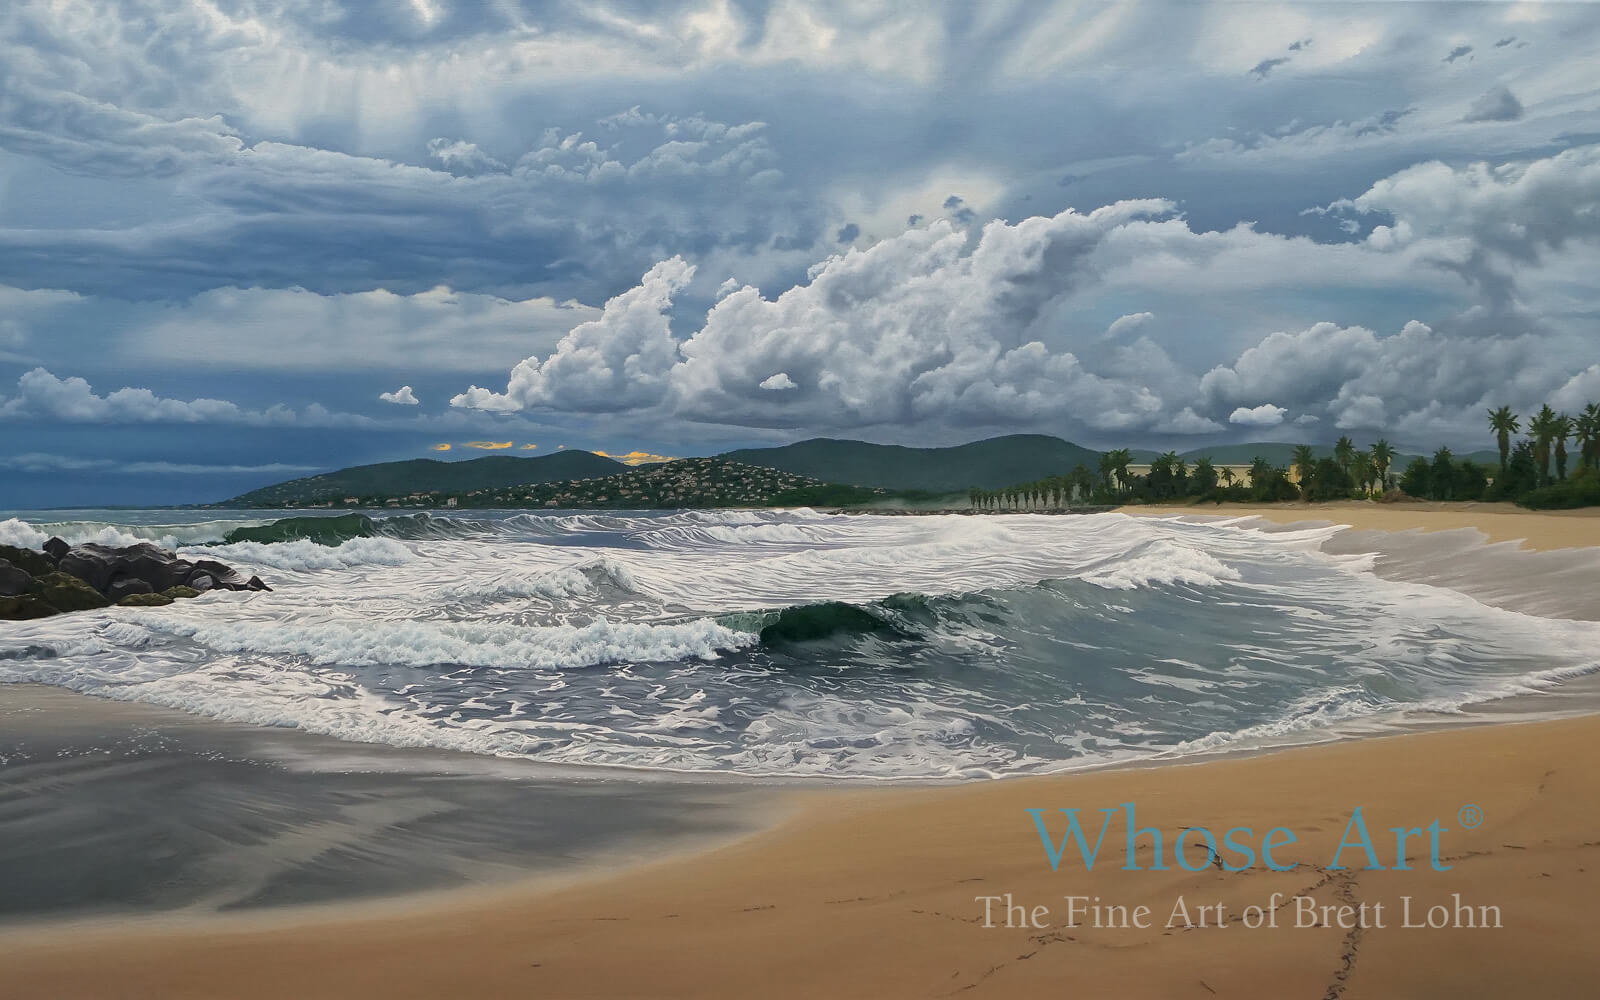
0,713 -> 1595,999
3,503 -> 1599,998
1128,499 -> 1600,552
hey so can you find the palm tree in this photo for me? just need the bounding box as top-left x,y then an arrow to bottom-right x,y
1353,449 -> 1373,493
1487,406 -> 1519,474
1577,404 -> 1600,472
1370,439 -> 1396,490
1219,467 -> 1236,488
1098,453 -> 1117,493
1109,449 -> 1133,495
1193,457 -> 1216,495
1431,446 -> 1455,501
1554,414 -> 1573,481
1292,444 -> 1317,489
1529,404 -> 1560,486
1334,436 -> 1355,475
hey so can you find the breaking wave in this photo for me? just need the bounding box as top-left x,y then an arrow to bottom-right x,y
3,506 -> 1599,779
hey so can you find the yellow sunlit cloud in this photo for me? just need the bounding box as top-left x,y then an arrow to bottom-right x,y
462,441 -> 513,450
520,444 -> 538,450
595,449 -> 678,466
430,443 -> 452,451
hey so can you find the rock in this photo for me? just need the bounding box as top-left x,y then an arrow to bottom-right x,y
0,559 -> 32,597
118,592 -> 174,607
0,594 -> 60,620
106,576 -> 155,602
119,543 -> 193,592
185,559 -> 256,591
0,544 -> 55,578
10,540 -> 264,615
43,536 -> 70,563
56,543 -> 125,592
26,571 -> 112,612
58,541 -> 198,595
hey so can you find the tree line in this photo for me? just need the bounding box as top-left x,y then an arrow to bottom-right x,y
968,401 -> 1600,511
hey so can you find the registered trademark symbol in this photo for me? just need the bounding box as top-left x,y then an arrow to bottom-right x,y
1458,804 -> 1484,829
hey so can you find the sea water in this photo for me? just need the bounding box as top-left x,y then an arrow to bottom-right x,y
2,508 -> 1596,780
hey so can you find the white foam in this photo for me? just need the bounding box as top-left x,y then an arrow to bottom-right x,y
1079,539 -> 1241,590
186,536 -> 414,571
435,557 -> 640,602
0,516 -> 268,550
119,613 -> 756,671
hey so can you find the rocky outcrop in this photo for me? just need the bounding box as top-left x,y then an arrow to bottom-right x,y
0,559 -> 33,597
0,544 -> 55,578
28,572 -> 112,612
0,540 -> 270,620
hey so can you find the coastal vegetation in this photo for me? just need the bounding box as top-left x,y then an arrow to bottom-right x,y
975,402 -> 1600,511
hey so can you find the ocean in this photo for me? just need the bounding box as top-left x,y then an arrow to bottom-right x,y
3,508 -> 1597,782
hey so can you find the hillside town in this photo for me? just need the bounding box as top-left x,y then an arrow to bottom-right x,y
281,459 -> 875,510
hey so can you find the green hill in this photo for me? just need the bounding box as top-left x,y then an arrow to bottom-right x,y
220,451 -> 624,507
717,434 -> 1103,492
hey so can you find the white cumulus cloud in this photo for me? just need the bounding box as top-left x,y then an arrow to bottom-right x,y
1228,403 -> 1288,427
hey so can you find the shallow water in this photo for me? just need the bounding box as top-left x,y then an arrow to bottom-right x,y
3,508 -> 1597,780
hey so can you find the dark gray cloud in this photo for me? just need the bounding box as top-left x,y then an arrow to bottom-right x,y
1250,57 -> 1290,79
1463,84 -> 1524,123
3,0 -> 1600,497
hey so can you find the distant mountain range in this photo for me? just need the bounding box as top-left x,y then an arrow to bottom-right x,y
719,435 -> 1104,492
221,434 -> 1104,507
222,451 -> 623,507
220,434 -> 1504,508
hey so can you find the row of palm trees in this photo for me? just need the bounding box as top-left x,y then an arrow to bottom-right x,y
1488,403 -> 1600,484
967,399 -> 1599,512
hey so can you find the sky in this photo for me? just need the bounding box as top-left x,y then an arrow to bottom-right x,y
3,0 -> 1600,507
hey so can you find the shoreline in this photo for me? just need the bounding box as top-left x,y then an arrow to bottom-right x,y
4,504 -> 1600,996
3,713 -> 1597,998
1124,499 -> 1600,552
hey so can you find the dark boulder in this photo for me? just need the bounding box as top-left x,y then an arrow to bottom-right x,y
0,559 -> 33,597
118,591 -> 175,607
106,576 -> 155,602
0,594 -> 59,620
56,543 -> 126,593
58,542 -> 197,595
0,544 -> 54,578
27,571 -> 112,612
5,538 -> 267,616
43,536 -> 70,563
185,559 -> 258,592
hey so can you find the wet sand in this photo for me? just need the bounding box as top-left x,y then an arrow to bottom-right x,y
0,685 -> 781,923
1,714 -> 1596,998
3,506 -> 1599,997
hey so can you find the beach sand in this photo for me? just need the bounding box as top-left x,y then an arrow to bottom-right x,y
3,504 -> 1599,999
2,714 -> 1597,999
1127,499 -> 1600,552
